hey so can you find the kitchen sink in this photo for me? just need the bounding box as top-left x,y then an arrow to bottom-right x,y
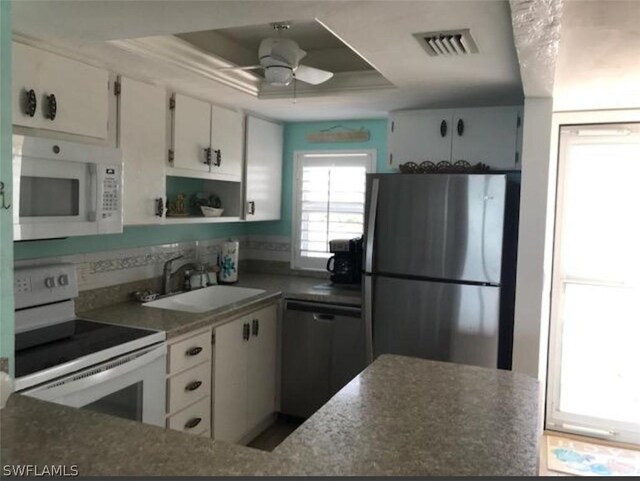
143,285 -> 266,313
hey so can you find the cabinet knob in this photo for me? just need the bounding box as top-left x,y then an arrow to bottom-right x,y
213,149 -> 222,167
186,346 -> 203,356
204,147 -> 212,165
23,89 -> 37,117
457,118 -> 464,136
46,93 -> 57,120
251,319 -> 259,337
185,380 -> 202,392
248,201 -> 256,215
184,417 -> 202,430
440,120 -> 447,138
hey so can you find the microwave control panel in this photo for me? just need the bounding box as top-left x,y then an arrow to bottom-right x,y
101,170 -> 120,216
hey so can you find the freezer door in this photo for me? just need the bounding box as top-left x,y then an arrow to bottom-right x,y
372,275 -> 501,368
366,174 -> 506,283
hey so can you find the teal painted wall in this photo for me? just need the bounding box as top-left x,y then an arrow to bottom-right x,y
14,223 -> 247,260
0,0 -> 13,372
245,118 -> 390,237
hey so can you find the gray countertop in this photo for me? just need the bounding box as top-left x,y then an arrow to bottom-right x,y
80,272 -> 361,339
1,355 -> 540,476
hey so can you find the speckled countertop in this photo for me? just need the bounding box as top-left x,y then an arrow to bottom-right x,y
1,355 -> 540,476
80,272 -> 361,339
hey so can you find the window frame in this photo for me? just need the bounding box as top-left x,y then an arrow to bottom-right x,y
290,149 -> 376,271
546,123 -> 640,445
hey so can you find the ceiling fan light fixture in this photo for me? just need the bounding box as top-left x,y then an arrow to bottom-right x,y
264,65 -> 294,86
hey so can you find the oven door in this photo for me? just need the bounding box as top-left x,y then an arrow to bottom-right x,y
22,344 -> 167,427
13,154 -> 98,240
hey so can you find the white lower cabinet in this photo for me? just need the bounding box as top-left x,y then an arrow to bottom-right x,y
165,328 -> 213,437
213,303 -> 278,444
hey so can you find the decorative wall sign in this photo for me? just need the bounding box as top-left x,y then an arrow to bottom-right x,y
306,125 -> 370,143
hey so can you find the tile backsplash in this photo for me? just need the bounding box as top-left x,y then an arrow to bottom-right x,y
15,235 -> 292,292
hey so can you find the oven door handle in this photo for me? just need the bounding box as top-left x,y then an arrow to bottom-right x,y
22,344 -> 166,403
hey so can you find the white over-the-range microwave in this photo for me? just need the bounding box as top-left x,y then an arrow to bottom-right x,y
12,135 -> 123,241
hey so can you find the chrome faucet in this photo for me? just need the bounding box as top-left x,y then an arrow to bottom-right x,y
162,255 -> 184,295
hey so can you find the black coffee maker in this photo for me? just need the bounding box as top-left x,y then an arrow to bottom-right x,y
326,237 -> 363,284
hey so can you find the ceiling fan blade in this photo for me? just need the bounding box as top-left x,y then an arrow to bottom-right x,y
295,65 -> 334,85
216,65 -> 262,72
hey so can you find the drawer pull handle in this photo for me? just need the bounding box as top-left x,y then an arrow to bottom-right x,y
185,380 -> 202,392
184,417 -> 202,429
186,346 -> 203,356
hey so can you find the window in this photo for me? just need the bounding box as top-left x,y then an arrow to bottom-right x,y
292,150 -> 375,270
547,124 -> 640,444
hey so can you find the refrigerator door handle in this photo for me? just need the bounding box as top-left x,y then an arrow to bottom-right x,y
365,178 -> 380,273
363,275 -> 374,364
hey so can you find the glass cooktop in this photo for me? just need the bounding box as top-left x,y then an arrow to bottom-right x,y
15,319 -> 157,379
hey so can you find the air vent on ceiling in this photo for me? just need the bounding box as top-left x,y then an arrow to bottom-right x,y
414,29 -> 479,57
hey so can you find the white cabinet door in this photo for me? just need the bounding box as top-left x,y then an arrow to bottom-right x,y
171,93 -> 211,172
210,104 -> 243,180
451,106 -> 522,170
213,317 -> 249,443
118,77 -> 166,225
247,304 -> 278,432
245,116 -> 283,221
13,42 -> 109,139
12,43 -> 45,130
388,109 -> 453,166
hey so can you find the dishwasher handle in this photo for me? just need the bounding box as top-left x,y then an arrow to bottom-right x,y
285,300 -> 361,319
313,313 -> 335,322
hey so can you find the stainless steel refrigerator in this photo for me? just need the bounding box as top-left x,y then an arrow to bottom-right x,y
363,173 -> 519,370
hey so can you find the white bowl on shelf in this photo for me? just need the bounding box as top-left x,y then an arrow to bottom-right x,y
200,206 -> 224,217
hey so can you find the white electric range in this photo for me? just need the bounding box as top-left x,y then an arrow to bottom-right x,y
14,263 -> 166,426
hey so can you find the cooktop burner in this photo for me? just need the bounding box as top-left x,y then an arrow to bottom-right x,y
15,319 -> 156,378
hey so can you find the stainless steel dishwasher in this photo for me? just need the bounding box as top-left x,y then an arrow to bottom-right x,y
281,300 -> 366,418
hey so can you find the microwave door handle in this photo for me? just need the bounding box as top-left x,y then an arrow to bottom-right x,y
88,164 -> 98,222
22,344 -> 166,404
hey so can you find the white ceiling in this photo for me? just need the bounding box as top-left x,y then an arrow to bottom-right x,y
12,0 -> 524,121
554,0 -> 640,111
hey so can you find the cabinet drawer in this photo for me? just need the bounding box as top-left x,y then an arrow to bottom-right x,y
168,330 -> 211,375
167,396 -> 211,435
167,361 -> 211,413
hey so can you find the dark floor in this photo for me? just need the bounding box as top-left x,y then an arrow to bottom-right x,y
247,414 -> 304,452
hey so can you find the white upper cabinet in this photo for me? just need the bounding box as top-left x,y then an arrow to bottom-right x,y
210,105 -> 243,180
171,93 -> 212,173
451,106 -> 522,170
13,42 -> 109,139
389,106 -> 523,170
388,109 -> 453,165
245,116 -> 283,221
170,94 -> 244,181
118,77 -> 167,225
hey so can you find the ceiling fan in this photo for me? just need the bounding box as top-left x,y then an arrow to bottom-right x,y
220,24 -> 334,87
